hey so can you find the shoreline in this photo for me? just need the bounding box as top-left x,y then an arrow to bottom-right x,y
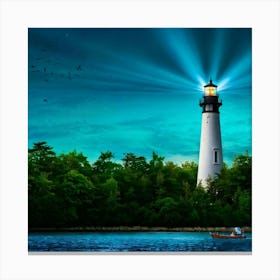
29,226 -> 252,233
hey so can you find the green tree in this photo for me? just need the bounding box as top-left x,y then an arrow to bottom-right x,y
122,153 -> 149,172
54,169 -> 95,226
154,197 -> 182,227
28,171 -> 57,227
28,142 -> 58,227
58,150 -> 92,177
188,186 -> 210,226
232,151 -> 252,192
159,162 -> 183,200
148,152 -> 165,201
92,151 -> 122,183
28,142 -> 252,228
232,188 -> 251,226
28,141 -> 57,174
179,161 -> 198,192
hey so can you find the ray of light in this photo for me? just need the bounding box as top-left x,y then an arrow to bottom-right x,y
28,28 -> 252,164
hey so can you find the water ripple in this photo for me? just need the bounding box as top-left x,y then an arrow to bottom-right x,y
28,232 -> 252,252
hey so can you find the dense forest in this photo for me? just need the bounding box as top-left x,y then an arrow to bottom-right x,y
28,142 -> 251,228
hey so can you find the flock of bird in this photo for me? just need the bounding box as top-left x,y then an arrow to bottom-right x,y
29,48 -> 84,102
30,60 -> 83,82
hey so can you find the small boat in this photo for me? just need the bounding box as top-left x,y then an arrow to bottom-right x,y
210,232 -> 246,239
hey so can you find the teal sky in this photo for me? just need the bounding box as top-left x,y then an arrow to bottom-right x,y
28,28 -> 252,165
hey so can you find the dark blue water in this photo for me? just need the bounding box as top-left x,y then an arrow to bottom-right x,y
28,232 -> 252,252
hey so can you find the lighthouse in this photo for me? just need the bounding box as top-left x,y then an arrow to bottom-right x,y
197,79 -> 223,187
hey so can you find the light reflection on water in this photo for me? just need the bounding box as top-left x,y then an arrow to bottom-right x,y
28,232 -> 252,252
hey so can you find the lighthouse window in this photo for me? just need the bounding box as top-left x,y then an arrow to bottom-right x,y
206,104 -> 213,111
213,149 -> 219,164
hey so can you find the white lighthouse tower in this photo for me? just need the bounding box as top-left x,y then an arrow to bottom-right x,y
197,80 -> 223,187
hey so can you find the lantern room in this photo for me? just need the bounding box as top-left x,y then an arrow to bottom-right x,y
199,79 -> 222,113
204,79 -> 217,96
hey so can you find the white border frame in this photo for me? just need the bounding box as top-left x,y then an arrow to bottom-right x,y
1,0 -> 279,279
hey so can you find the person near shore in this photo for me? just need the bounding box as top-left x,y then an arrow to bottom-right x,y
231,227 -> 242,236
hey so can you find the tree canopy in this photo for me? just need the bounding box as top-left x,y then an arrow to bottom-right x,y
28,142 -> 252,228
